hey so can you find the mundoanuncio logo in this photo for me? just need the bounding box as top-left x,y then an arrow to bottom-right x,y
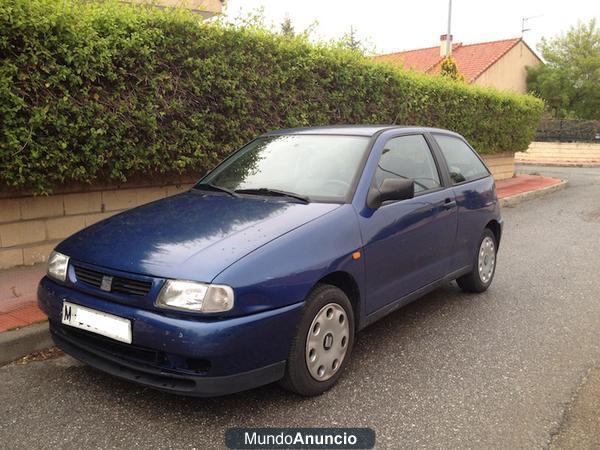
225,428 -> 375,449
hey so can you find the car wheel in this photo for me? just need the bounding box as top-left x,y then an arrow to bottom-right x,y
280,284 -> 355,396
456,228 -> 497,293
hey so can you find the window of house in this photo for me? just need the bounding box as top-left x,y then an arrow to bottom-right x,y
374,135 -> 441,193
434,134 -> 489,184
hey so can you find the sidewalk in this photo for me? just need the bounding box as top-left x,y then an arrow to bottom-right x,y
497,174 -> 559,197
496,174 -> 567,206
0,264 -> 46,332
0,264 -> 51,365
0,173 -> 567,363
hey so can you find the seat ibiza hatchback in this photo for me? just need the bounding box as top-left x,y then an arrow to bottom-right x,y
39,126 -> 502,397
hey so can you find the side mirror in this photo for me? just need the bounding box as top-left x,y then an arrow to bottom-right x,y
367,178 -> 415,208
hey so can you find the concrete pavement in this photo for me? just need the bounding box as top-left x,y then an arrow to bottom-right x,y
0,166 -> 598,448
549,368 -> 600,449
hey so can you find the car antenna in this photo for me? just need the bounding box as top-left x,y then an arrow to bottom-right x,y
392,111 -> 402,125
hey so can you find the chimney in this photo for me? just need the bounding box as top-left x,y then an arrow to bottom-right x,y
440,34 -> 453,57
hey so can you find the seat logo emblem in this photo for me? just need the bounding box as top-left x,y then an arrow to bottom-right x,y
100,275 -> 113,292
323,333 -> 333,350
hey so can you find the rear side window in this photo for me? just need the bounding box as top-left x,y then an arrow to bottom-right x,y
434,134 -> 489,184
375,135 -> 441,194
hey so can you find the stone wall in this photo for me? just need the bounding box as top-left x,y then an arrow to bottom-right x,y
482,153 -> 515,181
515,141 -> 600,166
0,183 -> 194,269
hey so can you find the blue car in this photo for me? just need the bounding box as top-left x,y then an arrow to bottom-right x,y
39,125 -> 502,397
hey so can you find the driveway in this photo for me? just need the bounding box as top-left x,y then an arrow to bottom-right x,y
1,166 -> 599,449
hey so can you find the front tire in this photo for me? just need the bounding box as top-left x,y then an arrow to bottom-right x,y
457,228 -> 497,293
280,284 -> 355,396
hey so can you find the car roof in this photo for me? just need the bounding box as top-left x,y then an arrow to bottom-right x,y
261,125 -> 461,138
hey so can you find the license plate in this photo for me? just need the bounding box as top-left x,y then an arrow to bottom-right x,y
61,301 -> 132,344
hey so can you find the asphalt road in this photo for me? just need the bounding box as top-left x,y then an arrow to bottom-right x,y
1,166 -> 599,449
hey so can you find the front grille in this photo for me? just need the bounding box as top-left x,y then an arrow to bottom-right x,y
73,265 -> 152,297
112,277 -> 153,296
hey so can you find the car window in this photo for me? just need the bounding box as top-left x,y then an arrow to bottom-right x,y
434,134 -> 489,184
374,135 -> 441,193
199,135 -> 370,202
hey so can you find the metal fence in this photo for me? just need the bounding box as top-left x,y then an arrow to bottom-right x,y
536,119 -> 600,142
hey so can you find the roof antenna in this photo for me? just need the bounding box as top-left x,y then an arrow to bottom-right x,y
521,15 -> 542,55
521,15 -> 542,38
392,111 -> 402,125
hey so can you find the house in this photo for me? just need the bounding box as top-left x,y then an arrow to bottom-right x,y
374,35 -> 543,93
123,0 -> 223,18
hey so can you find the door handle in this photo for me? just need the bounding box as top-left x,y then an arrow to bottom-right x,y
443,199 -> 457,210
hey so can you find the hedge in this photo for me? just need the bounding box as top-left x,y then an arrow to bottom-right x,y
0,0 -> 544,193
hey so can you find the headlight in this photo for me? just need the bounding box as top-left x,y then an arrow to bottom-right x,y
47,251 -> 70,282
156,280 -> 234,313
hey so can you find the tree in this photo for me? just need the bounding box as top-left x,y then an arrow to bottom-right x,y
527,19 -> 600,119
340,26 -> 361,51
337,26 -> 375,55
280,15 -> 294,37
219,6 -> 268,29
439,56 -> 464,81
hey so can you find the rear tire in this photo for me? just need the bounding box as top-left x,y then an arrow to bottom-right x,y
280,284 -> 355,396
457,228 -> 497,293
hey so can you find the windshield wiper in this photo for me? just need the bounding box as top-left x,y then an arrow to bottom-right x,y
235,188 -> 310,203
193,183 -> 238,197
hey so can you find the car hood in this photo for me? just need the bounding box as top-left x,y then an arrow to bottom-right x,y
57,191 -> 339,281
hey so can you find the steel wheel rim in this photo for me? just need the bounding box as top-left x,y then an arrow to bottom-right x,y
305,303 -> 349,381
478,236 -> 496,284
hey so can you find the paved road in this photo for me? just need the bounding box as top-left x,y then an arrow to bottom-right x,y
1,166 -> 599,449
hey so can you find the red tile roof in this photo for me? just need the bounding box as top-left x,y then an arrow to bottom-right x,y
374,43 -> 462,73
374,38 -> 531,83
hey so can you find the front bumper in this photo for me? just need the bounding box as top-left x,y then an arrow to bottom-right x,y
38,277 -> 303,396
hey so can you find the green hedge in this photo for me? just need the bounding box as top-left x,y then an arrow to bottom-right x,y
0,0 -> 544,193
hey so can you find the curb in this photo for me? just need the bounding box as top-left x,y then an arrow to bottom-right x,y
0,321 -> 53,366
500,180 -> 568,207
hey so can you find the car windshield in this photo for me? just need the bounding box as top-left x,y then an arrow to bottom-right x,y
198,134 -> 370,202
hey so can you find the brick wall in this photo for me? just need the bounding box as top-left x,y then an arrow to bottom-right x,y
0,183 -> 193,269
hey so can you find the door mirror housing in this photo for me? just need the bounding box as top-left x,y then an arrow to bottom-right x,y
368,178 -> 415,208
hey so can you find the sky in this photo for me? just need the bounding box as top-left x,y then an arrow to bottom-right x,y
224,0 -> 599,55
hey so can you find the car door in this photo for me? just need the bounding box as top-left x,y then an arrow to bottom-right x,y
432,133 -> 496,272
358,133 -> 458,314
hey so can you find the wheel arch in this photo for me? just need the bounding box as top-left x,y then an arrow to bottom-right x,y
316,271 -> 361,330
485,219 -> 502,247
